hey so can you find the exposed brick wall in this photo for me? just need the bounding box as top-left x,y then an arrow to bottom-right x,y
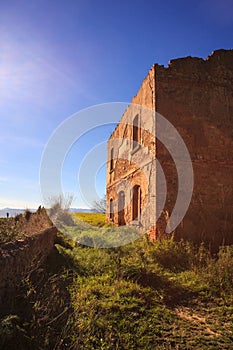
106,68 -> 156,232
155,49 -> 233,248
106,49 -> 233,249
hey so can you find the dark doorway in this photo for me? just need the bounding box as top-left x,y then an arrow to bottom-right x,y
110,198 -> 114,221
118,191 -> 126,225
132,185 -> 141,220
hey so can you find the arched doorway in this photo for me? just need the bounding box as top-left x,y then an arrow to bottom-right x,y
132,185 -> 141,221
118,191 -> 126,225
109,198 -> 114,221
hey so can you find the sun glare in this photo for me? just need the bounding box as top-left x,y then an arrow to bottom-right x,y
0,38 -> 65,105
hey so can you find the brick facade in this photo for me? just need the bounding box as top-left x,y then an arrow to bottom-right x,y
106,49 -> 233,249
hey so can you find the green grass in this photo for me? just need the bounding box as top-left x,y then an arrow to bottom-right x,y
62,238 -> 233,349
0,212 -> 233,349
59,211 -> 140,248
73,212 -> 109,227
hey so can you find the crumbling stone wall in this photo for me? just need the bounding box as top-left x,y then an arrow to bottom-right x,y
106,49 -> 233,249
155,49 -> 233,248
0,210 -> 57,302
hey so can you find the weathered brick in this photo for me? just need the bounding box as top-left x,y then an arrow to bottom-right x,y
106,49 -> 233,250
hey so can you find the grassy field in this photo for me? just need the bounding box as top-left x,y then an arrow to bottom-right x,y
0,213 -> 233,349
74,212 -> 108,227
56,211 -> 140,248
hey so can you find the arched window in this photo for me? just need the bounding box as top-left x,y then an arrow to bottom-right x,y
133,114 -> 140,148
118,191 -> 125,225
110,198 -> 114,221
132,185 -> 141,220
110,147 -> 114,172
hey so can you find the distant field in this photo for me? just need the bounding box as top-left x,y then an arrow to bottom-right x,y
60,211 -> 139,248
73,212 -> 107,227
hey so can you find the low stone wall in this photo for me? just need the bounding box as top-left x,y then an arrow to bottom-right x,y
0,226 -> 57,303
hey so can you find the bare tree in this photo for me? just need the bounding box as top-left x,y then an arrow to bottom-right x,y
92,195 -> 106,213
46,193 -> 75,227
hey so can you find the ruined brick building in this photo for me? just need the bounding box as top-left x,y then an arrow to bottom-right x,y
106,49 -> 233,248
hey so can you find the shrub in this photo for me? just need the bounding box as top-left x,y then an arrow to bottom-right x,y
24,209 -> 32,221
149,236 -> 195,272
47,194 -> 75,227
204,245 -> 233,296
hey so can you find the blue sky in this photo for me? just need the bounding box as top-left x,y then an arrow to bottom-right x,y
0,0 -> 232,209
